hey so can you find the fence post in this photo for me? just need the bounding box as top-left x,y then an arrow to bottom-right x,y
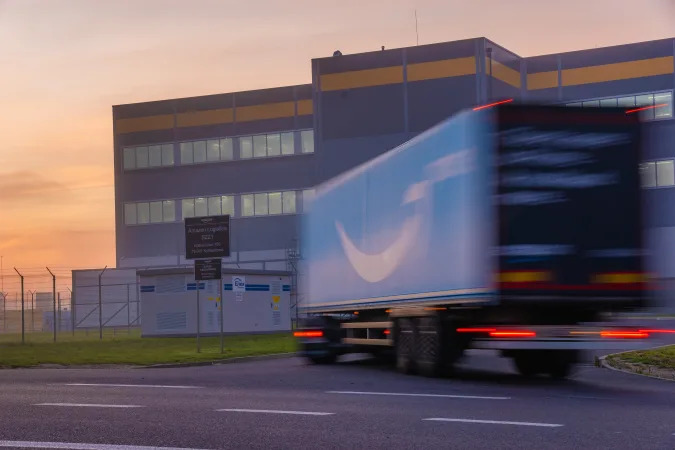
98,266 -> 107,340
14,268 -> 24,344
1,292 -> 6,333
127,284 -> 130,334
67,287 -> 74,336
57,292 -> 61,332
46,267 -> 56,342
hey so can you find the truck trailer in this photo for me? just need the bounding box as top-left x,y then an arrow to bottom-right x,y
296,103 -> 651,378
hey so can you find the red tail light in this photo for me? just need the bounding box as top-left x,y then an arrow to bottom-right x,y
600,331 -> 648,339
294,330 -> 324,338
489,331 -> 536,338
383,329 -> 391,335
456,327 -> 497,333
639,329 -> 675,334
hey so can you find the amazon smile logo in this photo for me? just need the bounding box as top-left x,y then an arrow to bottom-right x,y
335,149 -> 475,283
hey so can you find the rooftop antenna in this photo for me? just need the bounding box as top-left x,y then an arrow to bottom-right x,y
415,9 -> 419,46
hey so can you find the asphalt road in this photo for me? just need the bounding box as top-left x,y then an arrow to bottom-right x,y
0,339 -> 674,450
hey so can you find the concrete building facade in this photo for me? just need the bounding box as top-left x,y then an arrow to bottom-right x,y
113,37 -> 674,285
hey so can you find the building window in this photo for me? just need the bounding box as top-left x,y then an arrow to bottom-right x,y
656,160 -> 675,187
124,203 -> 137,225
241,132 -> 298,159
240,190 -> 299,217
640,162 -> 656,188
125,200 -> 176,225
123,148 -> 135,170
301,130 -> 314,153
240,136 -> 253,159
123,144 -> 174,170
281,132 -> 294,155
241,194 -> 254,217
567,91 -> 673,121
654,92 -> 674,120
180,142 -> 194,164
182,195 -> 235,220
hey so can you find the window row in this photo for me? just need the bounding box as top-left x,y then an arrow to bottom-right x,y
640,160 -> 675,188
241,191 -> 296,217
123,144 -> 174,170
124,189 -> 316,225
566,91 -> 673,120
182,196 -> 235,219
180,138 -> 233,164
124,130 -> 315,171
124,200 -> 176,225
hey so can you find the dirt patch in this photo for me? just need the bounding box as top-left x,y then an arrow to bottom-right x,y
605,356 -> 675,381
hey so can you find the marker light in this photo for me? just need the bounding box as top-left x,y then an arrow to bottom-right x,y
456,327 -> 497,333
293,330 -> 324,338
600,331 -> 648,338
473,98 -> 514,111
489,331 -> 536,338
625,103 -> 668,114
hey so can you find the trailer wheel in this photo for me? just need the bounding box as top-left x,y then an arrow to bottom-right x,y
543,351 -> 578,379
415,316 -> 445,377
513,353 -> 541,377
308,352 -> 337,365
394,318 -> 416,374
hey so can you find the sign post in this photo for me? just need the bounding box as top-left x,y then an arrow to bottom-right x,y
185,216 -> 230,353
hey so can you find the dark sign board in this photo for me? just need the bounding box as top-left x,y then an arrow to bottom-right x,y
185,215 -> 230,260
195,258 -> 222,281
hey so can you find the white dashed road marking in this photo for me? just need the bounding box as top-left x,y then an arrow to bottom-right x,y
216,408 -> 333,416
35,403 -> 144,408
326,390 -> 510,400
60,383 -> 203,389
424,418 -> 564,427
0,441 -> 211,450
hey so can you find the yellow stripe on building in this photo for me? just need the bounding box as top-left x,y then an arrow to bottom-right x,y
487,58 -> 521,88
562,56 -> 674,87
115,114 -> 174,134
236,101 -> 296,122
407,57 -> 476,82
320,66 -> 403,91
527,70 -> 558,90
296,99 -> 313,116
176,108 -> 233,128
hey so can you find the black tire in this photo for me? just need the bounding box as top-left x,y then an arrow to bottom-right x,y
543,351 -> 578,379
513,354 -> 542,377
308,352 -> 337,365
512,351 -> 578,379
415,316 -> 444,377
395,318 -> 416,374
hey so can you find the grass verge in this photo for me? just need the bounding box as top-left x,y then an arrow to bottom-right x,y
0,329 -> 296,368
605,345 -> 675,381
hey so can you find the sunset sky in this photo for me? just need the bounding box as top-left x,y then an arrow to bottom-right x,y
0,0 -> 673,289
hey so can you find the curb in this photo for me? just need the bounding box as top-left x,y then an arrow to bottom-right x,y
142,352 -> 296,369
598,346 -> 674,382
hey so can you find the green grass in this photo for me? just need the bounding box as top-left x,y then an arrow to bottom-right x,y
608,345 -> 675,371
0,329 -> 296,368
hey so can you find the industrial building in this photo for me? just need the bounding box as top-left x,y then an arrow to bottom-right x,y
113,36 -> 674,308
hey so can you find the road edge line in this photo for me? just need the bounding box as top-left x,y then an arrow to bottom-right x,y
142,352 -> 296,369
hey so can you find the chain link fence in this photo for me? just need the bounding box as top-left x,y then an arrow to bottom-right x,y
0,267 -> 140,343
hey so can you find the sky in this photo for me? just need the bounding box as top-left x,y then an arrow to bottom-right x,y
0,0 -> 673,291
